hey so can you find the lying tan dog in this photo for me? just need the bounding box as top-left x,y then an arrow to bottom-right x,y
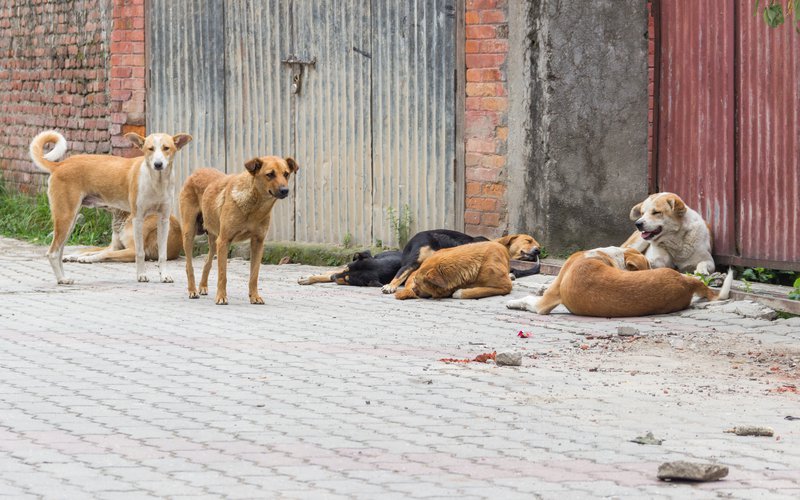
622,192 -> 714,274
395,234 -> 540,300
30,130 -> 192,284
506,246 -> 732,317
63,210 -> 182,263
180,157 -> 298,304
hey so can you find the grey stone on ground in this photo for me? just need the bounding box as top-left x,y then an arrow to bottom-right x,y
657,461 -> 729,482
495,352 -> 522,366
724,426 -> 774,437
630,431 -> 663,445
617,326 -> 639,337
720,300 -> 778,321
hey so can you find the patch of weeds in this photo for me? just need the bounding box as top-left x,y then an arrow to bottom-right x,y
342,232 -> 353,248
687,272 -> 713,286
386,204 -> 413,247
789,277 -> 800,301
0,180 -> 111,246
742,278 -> 753,293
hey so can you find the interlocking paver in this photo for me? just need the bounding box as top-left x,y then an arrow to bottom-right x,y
1,236 -> 799,498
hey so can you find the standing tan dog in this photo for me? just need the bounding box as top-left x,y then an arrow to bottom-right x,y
394,235 -> 540,300
29,130 -> 192,284
506,246 -> 732,317
63,210 -> 183,263
180,157 -> 298,305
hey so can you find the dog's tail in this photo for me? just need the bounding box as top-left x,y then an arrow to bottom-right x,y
716,269 -> 734,301
29,130 -> 68,173
695,269 -> 734,301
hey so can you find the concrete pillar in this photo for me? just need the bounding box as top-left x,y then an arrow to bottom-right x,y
507,0 -> 649,255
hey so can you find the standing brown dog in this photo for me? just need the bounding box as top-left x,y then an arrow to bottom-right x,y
180,157 -> 298,304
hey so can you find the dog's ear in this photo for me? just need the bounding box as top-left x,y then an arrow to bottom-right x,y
244,157 -> 263,175
623,249 -> 651,271
629,202 -> 644,220
125,133 -> 146,150
173,133 -> 193,150
496,234 -> 518,247
666,195 -> 687,217
423,267 -> 449,289
353,250 -> 371,261
285,157 -> 300,173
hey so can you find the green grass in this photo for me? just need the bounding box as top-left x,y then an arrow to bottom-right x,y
0,181 -> 112,246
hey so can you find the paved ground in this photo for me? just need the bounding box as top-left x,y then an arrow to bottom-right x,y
1,236 -> 799,499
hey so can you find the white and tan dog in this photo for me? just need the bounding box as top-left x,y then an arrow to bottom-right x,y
29,130 -> 192,284
622,192 -> 715,274
506,246 -> 732,317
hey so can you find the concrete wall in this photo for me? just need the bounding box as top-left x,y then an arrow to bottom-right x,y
507,0 -> 649,254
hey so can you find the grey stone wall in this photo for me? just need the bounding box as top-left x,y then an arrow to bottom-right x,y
507,0 -> 649,255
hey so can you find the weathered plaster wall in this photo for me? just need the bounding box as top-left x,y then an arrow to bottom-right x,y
508,0 -> 649,253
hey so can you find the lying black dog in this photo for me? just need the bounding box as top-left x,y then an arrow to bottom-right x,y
381,229 -> 541,294
297,250 -> 402,287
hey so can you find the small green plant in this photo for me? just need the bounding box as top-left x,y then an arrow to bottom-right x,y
374,239 -> 383,249
742,278 -> 753,293
789,277 -> 800,301
687,272 -> 713,286
755,0 -> 800,29
741,267 -> 777,283
342,232 -> 353,248
386,204 -> 413,247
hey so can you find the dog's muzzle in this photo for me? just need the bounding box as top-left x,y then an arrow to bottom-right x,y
273,187 -> 290,199
519,248 -> 541,262
153,161 -> 164,171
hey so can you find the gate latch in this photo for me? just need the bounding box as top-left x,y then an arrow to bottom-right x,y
281,55 -> 316,94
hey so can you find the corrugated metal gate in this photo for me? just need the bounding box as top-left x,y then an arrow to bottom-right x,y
655,0 -> 799,270
147,0 -> 459,246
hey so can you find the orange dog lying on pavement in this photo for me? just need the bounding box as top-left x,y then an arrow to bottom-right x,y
180,157 -> 298,305
394,234 -> 540,300
506,246 -> 733,317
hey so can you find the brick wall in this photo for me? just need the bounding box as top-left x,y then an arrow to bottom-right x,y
0,0 -> 144,193
463,0 -> 508,238
647,0 -> 656,190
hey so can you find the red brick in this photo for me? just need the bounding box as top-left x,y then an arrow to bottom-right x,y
480,9 -> 506,24
466,25 -> 496,40
479,39 -> 509,53
466,68 -> 504,82
466,82 -> 505,97
465,40 -> 481,53
465,210 -> 482,225
466,197 -> 498,212
465,11 -> 480,24
466,138 -> 497,154
465,53 -> 505,68
466,167 -> 500,182
481,212 -> 501,227
467,0 -> 497,8
482,182 -> 506,197
466,182 -> 482,196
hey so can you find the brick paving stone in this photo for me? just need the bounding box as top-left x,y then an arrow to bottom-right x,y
1,236 -> 799,498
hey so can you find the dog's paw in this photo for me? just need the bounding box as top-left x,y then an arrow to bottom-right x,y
57,277 -> 74,285
505,297 -> 528,310
76,255 -> 99,264
250,294 -> 265,305
215,293 -> 228,305
297,277 -> 312,285
137,274 -> 149,283
62,254 -> 79,262
381,284 -> 396,294
199,286 -> 208,295
160,274 -> 174,283
452,289 -> 464,299
188,290 -> 199,299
